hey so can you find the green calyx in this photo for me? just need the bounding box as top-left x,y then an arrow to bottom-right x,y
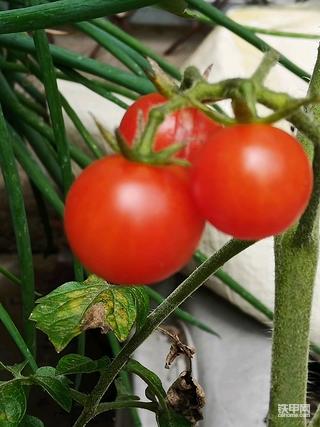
95,50 -> 320,166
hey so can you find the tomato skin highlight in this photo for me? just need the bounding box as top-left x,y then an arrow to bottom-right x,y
191,124 -> 313,240
119,93 -> 221,162
64,155 -> 205,285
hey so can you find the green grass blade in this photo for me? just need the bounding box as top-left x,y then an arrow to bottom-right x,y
145,287 -> 220,336
0,99 -> 36,357
75,22 -> 145,77
93,18 -> 181,80
0,304 -> 38,372
0,0 -> 158,34
187,0 -> 311,82
194,250 -> 274,321
31,27 -> 73,193
0,33 -> 155,94
60,95 -> 104,159
0,266 -> 21,287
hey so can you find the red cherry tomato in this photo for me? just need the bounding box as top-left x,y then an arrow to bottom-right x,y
191,124 -> 313,240
119,93 -> 221,162
64,155 -> 205,285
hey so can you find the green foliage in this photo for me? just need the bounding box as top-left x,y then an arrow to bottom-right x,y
31,367 -> 72,412
56,354 -> 110,375
157,411 -> 192,427
0,381 -> 26,427
20,416 -> 44,427
30,275 -> 149,352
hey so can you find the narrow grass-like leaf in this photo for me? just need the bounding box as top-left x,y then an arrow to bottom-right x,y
0,304 -> 37,372
8,127 -> 64,217
31,26 -> 73,194
145,287 -> 219,336
0,33 -> 155,94
0,100 -> 36,356
93,18 -> 181,80
187,0 -> 311,82
60,95 -> 104,159
0,0 -> 158,34
76,22 -> 145,77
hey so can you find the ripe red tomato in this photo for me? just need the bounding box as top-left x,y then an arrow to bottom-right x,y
119,93 -> 221,162
64,155 -> 205,285
191,124 -> 313,240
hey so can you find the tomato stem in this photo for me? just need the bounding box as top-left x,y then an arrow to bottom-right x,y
72,239 -> 254,427
268,46 -> 320,427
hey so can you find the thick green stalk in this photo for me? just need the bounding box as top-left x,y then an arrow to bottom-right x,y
0,304 -> 37,372
0,0 -> 158,34
187,0 -> 311,82
268,48 -> 320,427
73,239 -> 254,426
0,33 -> 155,94
0,104 -> 36,357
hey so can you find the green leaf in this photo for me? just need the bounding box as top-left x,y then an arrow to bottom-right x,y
31,367 -> 72,412
20,415 -> 44,427
0,361 -> 28,378
30,275 -> 143,352
0,380 -> 26,427
134,287 -> 149,331
114,377 -> 140,402
126,359 -> 166,401
157,410 -> 192,427
56,354 -> 109,375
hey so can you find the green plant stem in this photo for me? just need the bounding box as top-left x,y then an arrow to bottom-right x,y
73,239 -> 254,426
75,22 -> 145,77
31,26 -> 73,194
92,18 -> 181,80
268,48 -> 320,427
0,304 -> 38,372
0,72 -> 92,169
15,122 -> 63,189
13,72 -> 46,106
107,333 -> 142,427
145,286 -> 220,336
0,33 -> 155,94
95,400 -> 158,416
60,95 -> 104,159
59,67 -> 129,109
193,251 -> 274,321
187,0 -> 311,82
0,266 -> 21,286
9,127 -> 64,216
244,26 -> 320,40
0,102 -> 36,357
0,0 -> 158,34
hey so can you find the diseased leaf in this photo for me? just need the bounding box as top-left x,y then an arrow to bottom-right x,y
30,275 -> 145,352
0,380 -> 26,427
56,354 -> 109,375
31,367 -> 72,412
20,415 -> 44,427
